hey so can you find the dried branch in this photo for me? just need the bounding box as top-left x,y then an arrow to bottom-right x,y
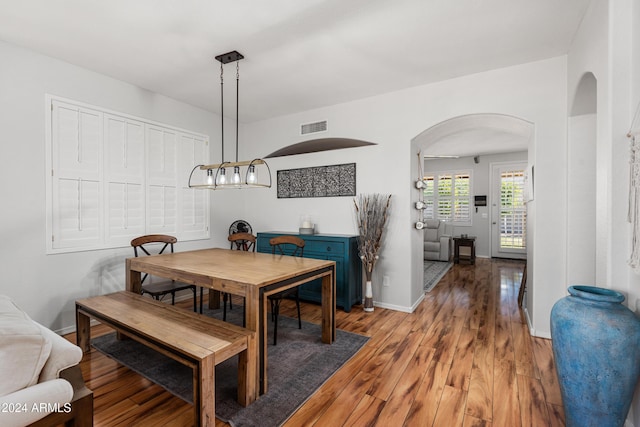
354,193 -> 392,280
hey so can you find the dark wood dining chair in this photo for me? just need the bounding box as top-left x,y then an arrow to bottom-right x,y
131,234 -> 200,312
269,235 -> 304,345
225,232 -> 256,326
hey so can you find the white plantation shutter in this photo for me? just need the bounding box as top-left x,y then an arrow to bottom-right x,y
47,96 -> 209,253
106,182 -> 144,242
499,170 -> 526,250
423,170 -> 472,225
179,134 -> 209,238
51,101 -> 103,249
147,126 -> 178,234
147,185 -> 177,233
453,173 -> 471,222
104,114 -> 145,245
147,126 -> 177,185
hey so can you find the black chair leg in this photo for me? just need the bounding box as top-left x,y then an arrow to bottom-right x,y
199,288 -> 203,314
295,293 -> 301,330
242,299 -> 246,328
171,292 -> 175,305
223,293 -> 228,321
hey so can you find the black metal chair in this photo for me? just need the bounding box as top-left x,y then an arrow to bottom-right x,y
225,232 -> 256,326
268,235 -> 304,345
131,234 -> 201,312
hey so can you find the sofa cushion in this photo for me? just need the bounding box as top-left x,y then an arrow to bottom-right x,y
424,227 -> 439,242
0,296 -> 52,397
0,378 -> 73,427
37,322 -> 83,382
424,241 -> 441,252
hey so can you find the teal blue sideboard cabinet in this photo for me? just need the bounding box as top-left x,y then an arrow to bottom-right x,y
257,232 -> 362,312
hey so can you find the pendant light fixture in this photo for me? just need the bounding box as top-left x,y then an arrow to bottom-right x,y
188,51 -> 271,190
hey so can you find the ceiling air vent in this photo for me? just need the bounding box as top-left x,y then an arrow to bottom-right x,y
300,120 -> 327,135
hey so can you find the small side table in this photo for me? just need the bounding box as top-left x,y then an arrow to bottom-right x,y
453,236 -> 476,264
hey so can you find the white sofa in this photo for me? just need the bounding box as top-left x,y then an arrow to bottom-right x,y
423,219 -> 452,261
0,295 -> 92,427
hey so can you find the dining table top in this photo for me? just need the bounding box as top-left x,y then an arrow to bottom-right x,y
127,247 -> 335,287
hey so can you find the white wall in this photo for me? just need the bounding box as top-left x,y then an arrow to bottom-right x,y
423,152 -> 528,258
631,1 -> 640,425
0,41 -> 219,332
568,0 -> 611,289
567,0 -> 640,424
237,57 -> 567,331
567,113 -> 597,285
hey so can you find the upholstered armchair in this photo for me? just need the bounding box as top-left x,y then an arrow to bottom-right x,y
0,295 -> 93,427
423,219 -> 452,261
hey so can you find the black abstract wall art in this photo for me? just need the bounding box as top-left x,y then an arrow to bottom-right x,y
277,163 -> 356,198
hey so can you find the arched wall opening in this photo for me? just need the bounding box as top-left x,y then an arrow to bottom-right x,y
567,72 -> 598,286
410,113 -> 534,303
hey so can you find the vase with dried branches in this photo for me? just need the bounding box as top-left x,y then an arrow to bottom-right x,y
354,193 -> 392,312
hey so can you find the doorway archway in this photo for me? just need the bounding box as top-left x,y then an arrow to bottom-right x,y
410,113 -> 534,301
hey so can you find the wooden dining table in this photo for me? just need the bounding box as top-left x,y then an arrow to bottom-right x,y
125,247 -> 336,397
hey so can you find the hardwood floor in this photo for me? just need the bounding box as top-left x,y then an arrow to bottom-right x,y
64,257 -> 564,426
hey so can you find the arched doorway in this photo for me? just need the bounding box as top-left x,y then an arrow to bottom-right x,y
410,113 -> 534,299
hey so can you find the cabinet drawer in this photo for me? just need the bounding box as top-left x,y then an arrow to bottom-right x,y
304,240 -> 344,254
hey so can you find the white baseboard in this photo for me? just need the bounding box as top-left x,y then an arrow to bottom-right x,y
524,307 -> 552,339
373,300 -> 415,313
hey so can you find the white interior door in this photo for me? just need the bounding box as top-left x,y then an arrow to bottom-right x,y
491,162 -> 527,259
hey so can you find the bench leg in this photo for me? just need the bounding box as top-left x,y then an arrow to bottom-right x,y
196,355 -> 215,427
237,332 -> 257,406
76,308 -> 91,352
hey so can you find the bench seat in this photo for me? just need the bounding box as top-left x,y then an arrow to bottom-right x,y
75,291 -> 256,426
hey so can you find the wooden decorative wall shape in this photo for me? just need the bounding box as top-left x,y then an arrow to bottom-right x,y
277,163 -> 356,198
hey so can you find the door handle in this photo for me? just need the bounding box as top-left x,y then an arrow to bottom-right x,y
492,222 -> 497,225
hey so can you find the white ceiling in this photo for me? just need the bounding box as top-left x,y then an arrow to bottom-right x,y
0,0 -> 589,126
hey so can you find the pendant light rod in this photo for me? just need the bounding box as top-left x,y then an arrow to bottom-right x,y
236,60 -> 239,163
220,61 -> 224,163
215,50 -> 244,163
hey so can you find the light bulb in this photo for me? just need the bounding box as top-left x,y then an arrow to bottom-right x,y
217,167 -> 226,185
247,165 -> 257,184
206,169 -> 214,185
232,166 -> 241,184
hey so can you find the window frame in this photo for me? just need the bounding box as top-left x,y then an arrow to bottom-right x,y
423,169 -> 473,226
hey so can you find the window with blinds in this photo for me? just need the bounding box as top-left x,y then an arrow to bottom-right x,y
423,171 -> 472,225
46,96 -> 210,253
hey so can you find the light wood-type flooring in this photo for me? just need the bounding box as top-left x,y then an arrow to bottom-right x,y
64,257 -> 564,426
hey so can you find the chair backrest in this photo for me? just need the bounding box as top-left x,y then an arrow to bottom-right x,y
269,235 -> 305,257
131,234 -> 177,283
228,232 -> 256,252
424,220 -> 443,242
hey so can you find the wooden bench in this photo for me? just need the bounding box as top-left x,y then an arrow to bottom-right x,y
75,291 -> 256,426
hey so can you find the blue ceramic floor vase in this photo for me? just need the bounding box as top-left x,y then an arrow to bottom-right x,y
550,285 -> 640,427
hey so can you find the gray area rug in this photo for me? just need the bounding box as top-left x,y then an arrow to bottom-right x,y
424,260 -> 453,292
91,304 -> 368,427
